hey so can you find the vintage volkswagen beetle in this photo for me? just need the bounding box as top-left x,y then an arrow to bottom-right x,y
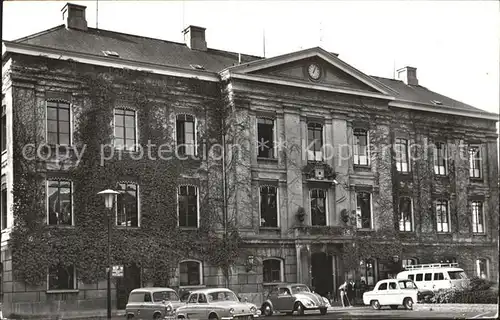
260,283 -> 328,316
176,288 -> 261,319
126,287 -> 183,319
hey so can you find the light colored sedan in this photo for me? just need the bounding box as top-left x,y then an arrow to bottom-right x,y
176,288 -> 261,320
363,279 -> 418,310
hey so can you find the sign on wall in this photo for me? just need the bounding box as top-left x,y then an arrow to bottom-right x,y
112,265 -> 124,277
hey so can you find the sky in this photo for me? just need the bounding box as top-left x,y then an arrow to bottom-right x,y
2,0 -> 500,116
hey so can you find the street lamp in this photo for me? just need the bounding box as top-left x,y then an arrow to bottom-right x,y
98,189 -> 119,320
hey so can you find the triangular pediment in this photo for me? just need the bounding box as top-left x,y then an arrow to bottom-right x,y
225,47 -> 394,96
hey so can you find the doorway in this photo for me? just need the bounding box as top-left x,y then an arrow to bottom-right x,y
311,252 -> 333,298
116,264 -> 141,310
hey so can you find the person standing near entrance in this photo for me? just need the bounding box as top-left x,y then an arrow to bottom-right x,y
347,279 -> 355,306
338,281 -> 351,307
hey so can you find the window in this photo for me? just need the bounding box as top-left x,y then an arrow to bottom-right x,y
415,274 -> 423,282
153,291 -> 179,302
361,258 -> 376,286
434,142 -> 448,175
198,294 -> 207,303
116,183 -> 139,227
476,259 -> 488,279
402,258 -> 417,268
471,201 -> 484,233
307,123 -> 323,161
310,189 -> 327,226
46,101 -> 71,145
353,129 -> 369,166
424,273 -> 432,281
178,185 -> 198,228
257,118 -> 275,159
176,114 -> 196,156
434,273 -> 444,280
388,282 -> 397,290
1,105 -> 6,152
144,293 -> 152,302
114,108 -> 137,151
48,264 -> 75,290
436,199 -> 449,232
356,192 -> 371,229
1,178 -> 6,230
47,180 -> 72,226
378,283 -> 387,290
468,146 -> 481,178
179,260 -> 202,286
408,274 -> 415,281
399,197 -> 413,231
263,259 -> 282,283
395,138 -> 409,173
260,186 -> 278,228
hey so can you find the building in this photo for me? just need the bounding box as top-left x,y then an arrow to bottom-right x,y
1,3 -> 498,318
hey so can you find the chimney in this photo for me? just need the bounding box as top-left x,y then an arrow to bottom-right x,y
62,3 -> 88,31
396,66 -> 418,86
183,25 -> 207,51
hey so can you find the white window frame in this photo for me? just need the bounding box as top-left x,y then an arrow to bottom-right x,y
435,199 -> 450,233
179,259 -> 204,288
262,258 -> 284,284
355,191 -> 373,229
258,184 -> 280,228
309,188 -> 329,226
115,181 -> 141,227
306,122 -> 324,162
174,113 -> 198,157
471,201 -> 485,234
113,108 -> 139,152
468,145 -> 482,179
402,258 -> 418,268
398,196 -> 414,232
433,142 -> 448,176
46,264 -> 78,292
353,128 -> 370,166
45,100 -> 73,146
46,179 -> 74,226
256,117 -> 276,159
177,184 -> 200,228
475,258 -> 489,279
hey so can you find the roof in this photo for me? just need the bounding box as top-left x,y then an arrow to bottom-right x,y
5,24 -> 497,120
371,76 -> 493,114
131,287 -> 176,292
13,25 -> 262,73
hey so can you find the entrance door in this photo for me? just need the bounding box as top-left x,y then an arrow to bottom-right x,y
116,264 -> 141,310
311,252 -> 333,297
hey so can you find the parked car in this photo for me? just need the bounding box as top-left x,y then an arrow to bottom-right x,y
175,288 -> 261,319
397,262 -> 469,292
126,287 -> 184,319
260,283 -> 329,316
362,279 -> 418,310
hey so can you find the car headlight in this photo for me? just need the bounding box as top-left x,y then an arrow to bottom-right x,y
229,308 -> 235,314
322,297 -> 329,304
250,306 -> 257,314
304,299 -> 314,306
165,305 -> 172,312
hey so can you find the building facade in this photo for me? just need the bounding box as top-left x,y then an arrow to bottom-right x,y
1,3 -> 498,318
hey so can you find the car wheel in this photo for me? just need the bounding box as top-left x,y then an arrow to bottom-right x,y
261,303 -> 273,316
371,300 -> 381,310
209,312 -> 219,320
127,315 -> 134,320
390,305 -> 398,310
320,307 -> 327,315
294,302 -> 305,316
153,312 -> 162,320
403,297 -> 413,310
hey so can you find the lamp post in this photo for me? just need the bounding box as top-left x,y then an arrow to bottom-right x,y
98,189 -> 119,320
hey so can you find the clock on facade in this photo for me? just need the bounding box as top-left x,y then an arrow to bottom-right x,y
307,63 -> 321,80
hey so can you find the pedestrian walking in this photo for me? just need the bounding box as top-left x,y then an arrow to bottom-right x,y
347,279 -> 355,306
338,281 -> 351,307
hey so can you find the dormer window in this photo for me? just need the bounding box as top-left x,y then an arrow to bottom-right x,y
190,64 -> 205,70
431,100 -> 443,105
103,51 -> 119,57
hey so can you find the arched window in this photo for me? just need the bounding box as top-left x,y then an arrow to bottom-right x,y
179,260 -> 203,286
262,258 -> 283,283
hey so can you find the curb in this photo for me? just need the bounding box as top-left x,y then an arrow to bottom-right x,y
414,303 -> 498,313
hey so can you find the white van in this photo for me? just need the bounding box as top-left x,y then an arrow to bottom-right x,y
396,263 -> 469,291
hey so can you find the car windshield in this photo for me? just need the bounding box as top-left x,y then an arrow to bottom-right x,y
398,280 -> 417,289
448,271 -> 467,280
153,291 -> 179,302
207,291 -> 239,302
291,285 -> 311,294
